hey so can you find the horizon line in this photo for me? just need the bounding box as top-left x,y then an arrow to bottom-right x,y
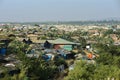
0,20 -> 120,23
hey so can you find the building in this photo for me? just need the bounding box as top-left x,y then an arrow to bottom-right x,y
33,38 -> 80,51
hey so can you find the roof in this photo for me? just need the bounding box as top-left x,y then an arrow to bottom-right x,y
49,38 -> 76,44
33,38 -> 80,45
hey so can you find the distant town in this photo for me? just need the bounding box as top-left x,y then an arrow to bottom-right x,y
0,21 -> 120,80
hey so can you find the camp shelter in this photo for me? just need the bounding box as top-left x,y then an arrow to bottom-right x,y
0,48 -> 6,55
49,38 -> 78,51
54,44 -> 73,51
0,38 -> 10,55
32,38 -> 80,51
27,34 -> 38,41
44,41 -> 51,49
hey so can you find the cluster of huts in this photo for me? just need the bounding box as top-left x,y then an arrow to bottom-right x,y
0,35 -> 98,77
24,38 -> 80,61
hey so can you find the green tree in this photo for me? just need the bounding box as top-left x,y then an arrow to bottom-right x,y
7,40 -> 29,54
78,37 -> 86,47
65,61 -> 96,80
27,57 -> 57,80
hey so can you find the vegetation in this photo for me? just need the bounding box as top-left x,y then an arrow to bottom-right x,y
1,23 -> 120,80
65,43 -> 120,80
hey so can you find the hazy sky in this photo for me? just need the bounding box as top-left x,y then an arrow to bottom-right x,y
0,0 -> 120,22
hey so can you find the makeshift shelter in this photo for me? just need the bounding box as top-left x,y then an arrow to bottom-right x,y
42,54 -> 52,61
50,38 -> 78,51
0,48 -> 6,55
44,41 -> 51,49
87,53 -> 93,59
33,38 -> 80,51
22,38 -> 32,44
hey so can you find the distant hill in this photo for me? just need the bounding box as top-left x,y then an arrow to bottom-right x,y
0,20 -> 120,25
57,20 -> 120,25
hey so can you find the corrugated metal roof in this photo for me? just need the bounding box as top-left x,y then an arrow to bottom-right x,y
33,38 -> 79,45
49,38 -> 75,44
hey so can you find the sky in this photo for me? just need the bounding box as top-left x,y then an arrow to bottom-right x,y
0,0 -> 120,22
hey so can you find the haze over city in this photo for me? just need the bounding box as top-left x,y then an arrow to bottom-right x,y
0,0 -> 120,22
1,0 -> 120,80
